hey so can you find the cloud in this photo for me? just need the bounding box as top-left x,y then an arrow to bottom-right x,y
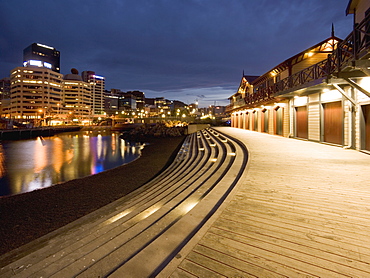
0,0 -> 354,106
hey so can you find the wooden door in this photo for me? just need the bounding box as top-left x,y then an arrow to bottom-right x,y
323,101 -> 343,145
296,106 -> 308,139
245,112 -> 249,130
274,107 -> 283,135
254,111 -> 258,131
261,110 -> 268,133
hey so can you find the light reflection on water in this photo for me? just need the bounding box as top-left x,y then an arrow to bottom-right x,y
0,130 -> 144,197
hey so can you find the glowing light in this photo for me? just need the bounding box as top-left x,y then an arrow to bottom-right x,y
182,201 -> 198,214
104,209 -> 132,225
359,77 -> 370,92
29,60 -> 43,67
0,146 -> 6,179
321,89 -> 341,102
210,158 -> 217,162
139,206 -> 161,220
51,137 -> 63,173
293,96 -> 308,106
274,102 -> 286,107
37,43 -> 54,49
92,75 -> 105,80
34,138 -> 47,173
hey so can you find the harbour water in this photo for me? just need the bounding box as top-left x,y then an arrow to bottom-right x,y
0,130 -> 144,197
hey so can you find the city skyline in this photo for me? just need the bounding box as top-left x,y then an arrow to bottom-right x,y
0,0 -> 353,107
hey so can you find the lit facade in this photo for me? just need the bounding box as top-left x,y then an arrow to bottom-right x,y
23,43 -> 60,73
228,0 -> 370,152
0,78 -> 11,116
9,67 -> 63,122
63,72 -> 91,123
82,71 -> 105,116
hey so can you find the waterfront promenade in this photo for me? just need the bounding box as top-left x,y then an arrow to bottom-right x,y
166,127 -> 370,277
1,127 -> 370,277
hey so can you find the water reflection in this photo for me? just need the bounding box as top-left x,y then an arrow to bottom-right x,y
0,130 -> 144,197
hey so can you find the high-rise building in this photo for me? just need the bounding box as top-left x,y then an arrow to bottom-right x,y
82,71 -> 105,116
0,78 -> 11,99
63,69 -> 91,123
0,78 -> 11,117
23,43 -> 60,73
9,67 -> 63,122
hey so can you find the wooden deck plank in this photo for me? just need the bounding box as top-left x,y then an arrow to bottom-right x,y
234,189 -> 370,218
221,208 -> 370,261
211,218 -> 370,276
202,229 -> 354,277
174,260 -> 226,278
167,128 -> 370,277
197,232 -> 320,278
184,250 -> 258,278
226,198 -> 370,244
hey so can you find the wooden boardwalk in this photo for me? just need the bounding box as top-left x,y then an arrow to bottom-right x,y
167,127 -> 370,277
0,128 -> 247,277
1,127 -> 370,277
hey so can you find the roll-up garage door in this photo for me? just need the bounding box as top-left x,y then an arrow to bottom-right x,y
296,106 -> 308,139
363,104 -> 370,151
323,101 -> 343,145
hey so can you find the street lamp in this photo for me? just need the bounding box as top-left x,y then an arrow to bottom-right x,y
38,109 -> 44,126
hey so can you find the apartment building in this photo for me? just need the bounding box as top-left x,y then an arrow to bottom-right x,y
63,70 -> 91,123
9,66 -> 63,122
82,71 -> 105,117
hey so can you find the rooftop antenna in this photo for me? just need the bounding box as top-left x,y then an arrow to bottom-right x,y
331,23 -> 335,37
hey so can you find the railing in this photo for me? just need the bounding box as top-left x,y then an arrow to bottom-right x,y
225,104 -> 233,113
228,13 -> 370,110
353,12 -> 370,58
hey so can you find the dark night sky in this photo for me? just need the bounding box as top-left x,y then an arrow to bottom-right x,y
0,0 -> 353,107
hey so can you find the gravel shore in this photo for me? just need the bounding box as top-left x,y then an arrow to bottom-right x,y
0,136 -> 185,256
